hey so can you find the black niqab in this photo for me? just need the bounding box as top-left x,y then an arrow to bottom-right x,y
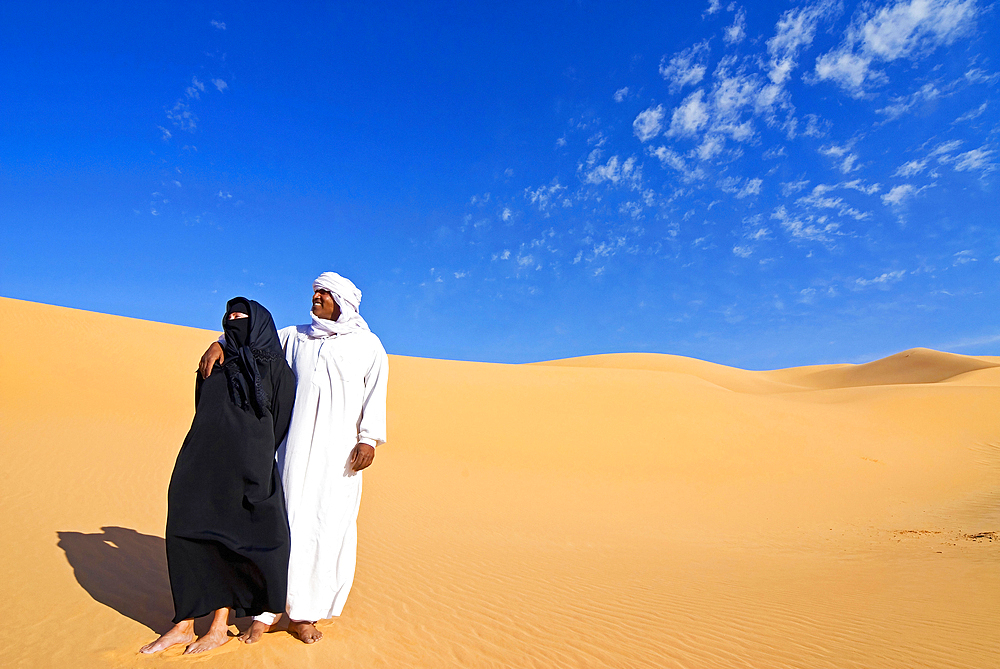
221,297 -> 283,418
225,299 -> 251,344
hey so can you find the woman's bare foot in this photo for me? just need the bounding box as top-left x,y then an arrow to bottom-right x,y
182,607 -> 232,655
288,619 -> 323,644
238,619 -> 278,644
139,621 -> 195,654
183,627 -> 230,654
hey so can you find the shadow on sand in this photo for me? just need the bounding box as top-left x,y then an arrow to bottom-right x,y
57,526 -> 176,634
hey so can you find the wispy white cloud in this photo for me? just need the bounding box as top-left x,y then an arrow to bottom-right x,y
164,74 -> 227,133
166,101 -> 197,131
964,67 -> 1000,85
633,105 -> 666,142
766,0 -> 840,85
647,145 -> 706,182
781,179 -> 810,196
952,249 -> 976,265
818,143 -> 860,173
613,87 -> 629,102
881,183 -> 927,205
797,183 -> 871,220
210,20 -> 226,30
660,41 -> 711,93
740,213 -> 771,241
952,147 -> 995,173
929,139 -> 964,165
788,113 -> 829,139
814,0 -> 979,96
928,140 -> 997,173
524,181 -> 567,211
186,76 -> 205,99
893,158 -> 927,176
719,176 -> 763,198
666,90 -> 710,138
695,134 -> 725,161
798,287 -> 818,303
840,179 -> 882,195
724,8 -> 747,45
876,82 -> 940,120
855,269 -> 906,287
931,139 -> 964,155
954,101 -> 987,123
580,155 -> 642,188
771,205 -> 842,243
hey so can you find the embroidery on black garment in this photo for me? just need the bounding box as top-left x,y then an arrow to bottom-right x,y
224,347 -> 280,416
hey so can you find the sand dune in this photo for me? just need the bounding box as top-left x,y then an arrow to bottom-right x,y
538,347 -> 1000,392
793,347 -> 1000,389
1,296 -> 998,668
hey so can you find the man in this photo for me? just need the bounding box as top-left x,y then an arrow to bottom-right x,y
198,272 -> 388,644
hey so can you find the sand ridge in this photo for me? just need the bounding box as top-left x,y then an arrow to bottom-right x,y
535,347 -> 1000,392
1,296 -> 998,668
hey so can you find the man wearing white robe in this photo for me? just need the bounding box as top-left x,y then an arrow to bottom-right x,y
200,272 -> 388,644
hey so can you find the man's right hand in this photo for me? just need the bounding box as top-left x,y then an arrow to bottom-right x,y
199,342 -> 225,379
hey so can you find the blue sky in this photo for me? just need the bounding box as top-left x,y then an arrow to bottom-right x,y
2,0 -> 998,368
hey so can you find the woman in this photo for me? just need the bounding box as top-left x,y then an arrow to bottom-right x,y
141,298 -> 295,654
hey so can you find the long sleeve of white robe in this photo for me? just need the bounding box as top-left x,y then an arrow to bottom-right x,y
273,324 -> 389,621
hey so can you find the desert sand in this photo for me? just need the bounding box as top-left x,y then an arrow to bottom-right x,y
0,295 -> 997,668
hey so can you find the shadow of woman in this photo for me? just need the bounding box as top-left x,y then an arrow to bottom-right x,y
57,526 -> 175,634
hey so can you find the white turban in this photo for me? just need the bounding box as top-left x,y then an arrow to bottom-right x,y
308,272 -> 370,337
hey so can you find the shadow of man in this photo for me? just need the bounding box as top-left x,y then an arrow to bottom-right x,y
57,526 -> 175,634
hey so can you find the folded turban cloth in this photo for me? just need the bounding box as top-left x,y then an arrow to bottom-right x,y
309,272 -> 371,337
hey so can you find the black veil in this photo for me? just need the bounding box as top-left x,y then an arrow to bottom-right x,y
221,297 -> 283,418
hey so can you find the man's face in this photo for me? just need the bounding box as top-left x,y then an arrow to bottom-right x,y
312,289 -> 341,321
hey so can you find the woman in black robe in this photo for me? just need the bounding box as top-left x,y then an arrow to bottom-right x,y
140,298 -> 295,655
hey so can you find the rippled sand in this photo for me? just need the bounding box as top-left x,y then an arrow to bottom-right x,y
1,296 -> 997,668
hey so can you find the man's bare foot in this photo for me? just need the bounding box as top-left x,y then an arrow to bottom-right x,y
139,622 -> 195,654
288,620 -> 323,644
183,628 -> 230,655
238,619 -> 278,644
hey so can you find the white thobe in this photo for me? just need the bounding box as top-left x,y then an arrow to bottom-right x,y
272,324 -> 388,621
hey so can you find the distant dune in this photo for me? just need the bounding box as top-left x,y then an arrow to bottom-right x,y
1,296 -> 997,668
